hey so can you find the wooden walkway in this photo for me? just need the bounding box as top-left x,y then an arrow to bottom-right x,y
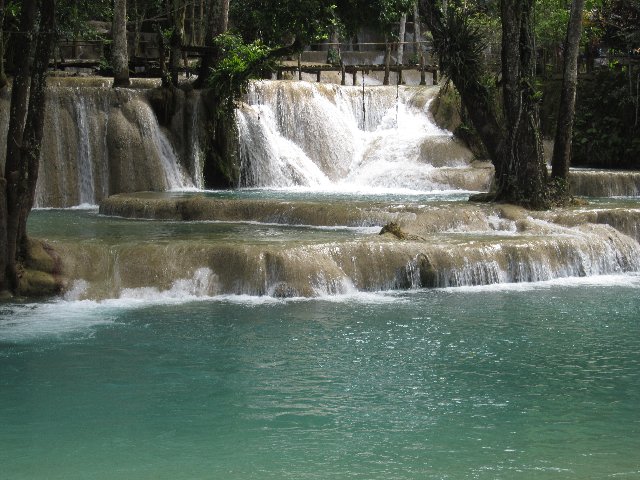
275,63 -> 438,85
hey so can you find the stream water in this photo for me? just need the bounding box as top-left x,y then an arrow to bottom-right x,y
2,80 -> 640,478
2,276 -> 640,479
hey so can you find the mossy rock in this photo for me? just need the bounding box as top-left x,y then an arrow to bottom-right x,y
16,239 -> 66,297
18,269 -> 65,298
380,222 -> 408,240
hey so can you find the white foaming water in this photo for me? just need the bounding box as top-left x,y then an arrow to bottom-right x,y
236,81 -> 487,193
442,272 -> 640,293
0,300 -> 118,343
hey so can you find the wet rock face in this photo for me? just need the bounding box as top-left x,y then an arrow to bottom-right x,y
44,193 -> 640,300
1,78 -> 196,208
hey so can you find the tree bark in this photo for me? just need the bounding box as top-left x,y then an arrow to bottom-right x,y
0,0 -> 7,89
170,0 -> 186,86
413,1 -> 421,61
2,0 -> 55,292
112,0 -> 131,87
551,0 -> 585,181
420,0 -> 551,208
496,0 -> 548,207
4,0 -> 38,291
194,0 -> 229,88
398,13 -> 407,64
20,0 -> 56,250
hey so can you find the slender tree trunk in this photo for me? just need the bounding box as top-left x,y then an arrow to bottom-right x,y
170,0 -> 186,86
0,0 -> 7,89
188,0 -> 196,45
413,1 -> 421,61
551,0 -> 585,181
198,0 -> 205,45
20,0 -> 56,249
194,0 -> 229,88
398,13 -> 407,64
112,0 -> 131,87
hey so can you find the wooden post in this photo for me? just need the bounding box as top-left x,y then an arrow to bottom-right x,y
398,67 -> 403,85
341,63 -> 346,86
297,54 -> 302,80
352,69 -> 357,86
316,70 -> 321,82
420,54 -> 426,85
383,42 -> 391,86
277,68 -> 283,80
433,68 -> 438,85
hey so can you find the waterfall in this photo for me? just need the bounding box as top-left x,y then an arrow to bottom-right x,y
236,81 -> 491,192
1,78 -> 195,208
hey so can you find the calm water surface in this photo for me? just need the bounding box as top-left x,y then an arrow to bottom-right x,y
1,282 -> 639,479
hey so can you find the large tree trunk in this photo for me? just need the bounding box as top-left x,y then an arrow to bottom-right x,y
420,0 -> 551,208
112,0 -> 131,87
3,0 -> 38,291
2,0 -> 55,293
496,0 -> 548,207
0,0 -> 7,89
194,0 -> 229,88
551,0 -> 585,181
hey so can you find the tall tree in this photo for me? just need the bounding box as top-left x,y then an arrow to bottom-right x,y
551,0 -> 586,180
497,0 -> 548,206
420,0 -> 562,208
169,0 -> 186,86
1,0 -> 56,294
194,0 -> 229,88
0,0 -> 6,88
112,0 -> 130,87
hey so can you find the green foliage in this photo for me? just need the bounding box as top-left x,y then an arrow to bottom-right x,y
230,0 -> 338,47
435,8 -> 490,91
572,69 -> 640,169
56,0 -> 112,40
206,33 -> 274,116
335,0 -> 413,36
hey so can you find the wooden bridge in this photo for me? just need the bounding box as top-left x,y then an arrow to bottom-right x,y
275,63 -> 438,85
50,40 -> 439,86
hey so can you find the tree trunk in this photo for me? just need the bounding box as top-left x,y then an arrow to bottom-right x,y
398,13 -> 407,64
20,0 -> 56,249
170,0 -> 186,86
112,0 -> 131,87
2,0 -> 55,293
194,0 -> 229,88
0,0 -> 7,89
420,0 -> 551,208
551,0 -> 585,182
496,0 -> 548,207
413,1 -> 421,61
3,0 -> 38,291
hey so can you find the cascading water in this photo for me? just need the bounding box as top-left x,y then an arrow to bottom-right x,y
1,78 -> 195,208
236,80 -> 492,192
